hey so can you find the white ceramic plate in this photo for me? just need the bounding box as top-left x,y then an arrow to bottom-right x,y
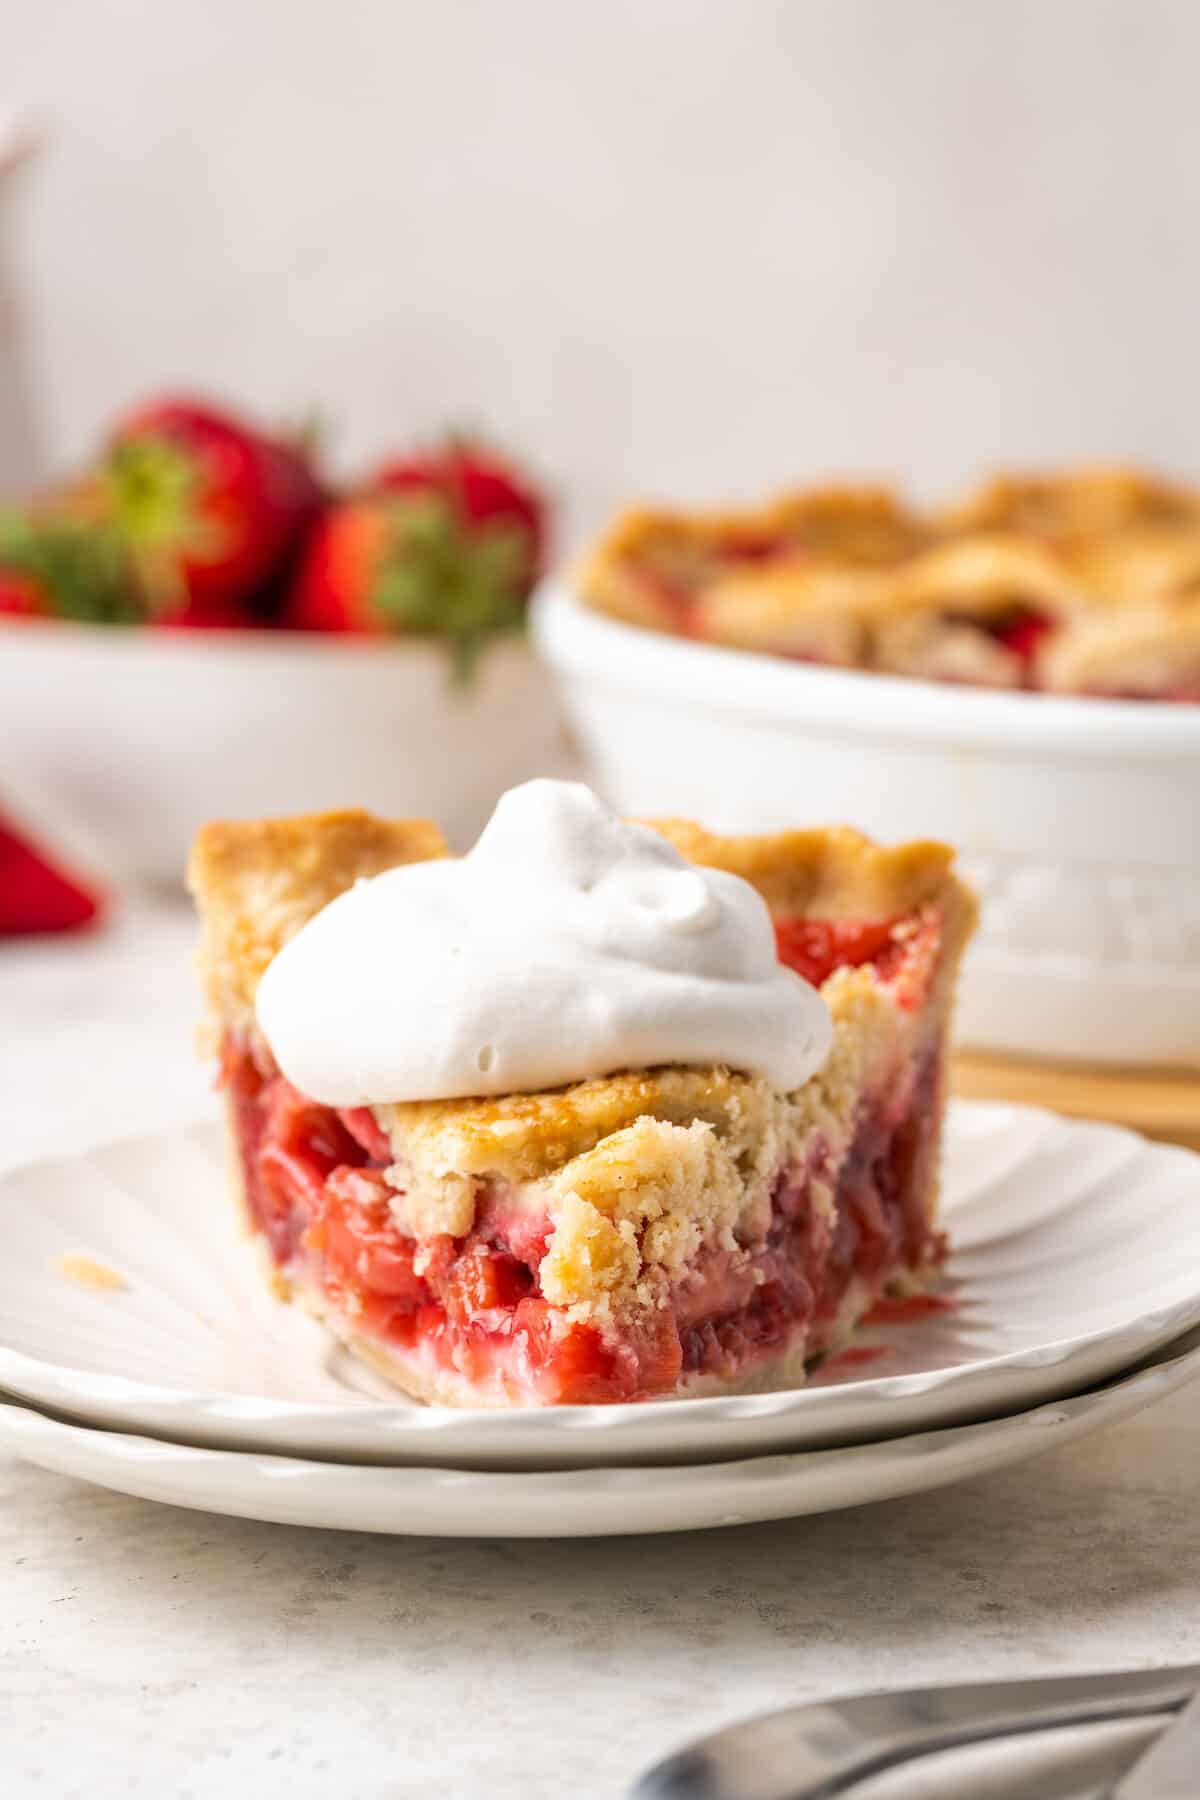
2,1327 -> 1197,1538
2,1104 -> 1199,1468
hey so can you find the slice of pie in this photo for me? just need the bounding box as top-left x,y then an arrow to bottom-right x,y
188,811 -> 976,1407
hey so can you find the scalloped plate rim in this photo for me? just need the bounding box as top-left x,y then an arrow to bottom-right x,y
1,1324 -> 1198,1536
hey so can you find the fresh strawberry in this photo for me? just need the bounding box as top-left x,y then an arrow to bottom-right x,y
282,436 -> 548,677
282,500 -> 392,633
370,437 -> 546,589
100,396 -> 324,623
0,566 -> 46,617
0,815 -> 104,935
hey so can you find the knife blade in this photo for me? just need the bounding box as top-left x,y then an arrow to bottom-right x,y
632,1665 -> 1200,1799
1112,1687 -> 1200,1798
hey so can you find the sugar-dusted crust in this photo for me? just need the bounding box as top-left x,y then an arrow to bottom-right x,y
1042,597 -> 1200,696
380,1064 -> 776,1191
758,484 -> 927,565
187,811 -> 449,1033
1066,527 -> 1200,606
574,485 -> 925,636
693,560 -> 884,663
936,465 -> 1200,541
879,535 -> 1081,620
647,818 -> 969,924
863,534 -> 1083,685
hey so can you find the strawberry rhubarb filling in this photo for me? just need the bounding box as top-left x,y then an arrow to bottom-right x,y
220,901 -> 945,1406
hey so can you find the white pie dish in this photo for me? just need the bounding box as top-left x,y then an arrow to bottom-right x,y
0,617 -> 576,884
2,1104 -> 1199,1468
2,1325 -> 1197,1537
533,581 -> 1200,1069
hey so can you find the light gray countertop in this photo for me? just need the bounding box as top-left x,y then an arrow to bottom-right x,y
3,901 -> 1198,1800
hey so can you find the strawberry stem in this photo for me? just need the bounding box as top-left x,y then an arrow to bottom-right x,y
0,509 -> 143,624
371,493 -> 529,682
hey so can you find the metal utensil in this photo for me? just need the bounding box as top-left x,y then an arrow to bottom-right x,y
1110,1686 -> 1200,1798
632,1665 -> 1200,1799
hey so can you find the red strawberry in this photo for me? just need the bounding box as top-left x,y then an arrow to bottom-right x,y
282,501 -> 392,634
0,816 -> 103,935
0,566 -> 47,617
101,396 -> 324,623
283,437 -> 547,677
370,438 -> 546,589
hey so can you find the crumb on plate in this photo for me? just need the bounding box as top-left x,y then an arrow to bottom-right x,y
54,1254 -> 129,1293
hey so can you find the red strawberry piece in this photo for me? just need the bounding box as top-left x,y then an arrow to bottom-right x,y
0,817 -> 104,934
319,1169 -> 428,1303
990,607 -> 1054,665
444,1247 -> 532,1325
337,1106 -> 394,1164
774,916 -> 900,989
102,396 -> 324,622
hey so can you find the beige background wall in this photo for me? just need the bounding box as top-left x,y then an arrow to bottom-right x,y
8,0 -> 1198,531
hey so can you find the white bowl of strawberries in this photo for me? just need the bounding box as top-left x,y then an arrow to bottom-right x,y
0,398 -> 573,883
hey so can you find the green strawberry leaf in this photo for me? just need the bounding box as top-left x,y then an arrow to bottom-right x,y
0,508 -> 144,624
371,494 -> 530,684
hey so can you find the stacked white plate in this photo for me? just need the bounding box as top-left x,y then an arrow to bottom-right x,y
2,1102 -> 1199,1537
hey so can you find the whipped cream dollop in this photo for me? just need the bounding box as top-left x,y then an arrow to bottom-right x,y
256,781 -> 833,1105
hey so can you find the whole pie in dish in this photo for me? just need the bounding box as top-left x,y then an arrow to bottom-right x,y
188,801 -> 976,1408
578,464 -> 1200,701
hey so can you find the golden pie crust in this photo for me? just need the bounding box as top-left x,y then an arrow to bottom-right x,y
188,810 -> 448,1031
936,465 -> 1200,541
1041,597 -> 1200,695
